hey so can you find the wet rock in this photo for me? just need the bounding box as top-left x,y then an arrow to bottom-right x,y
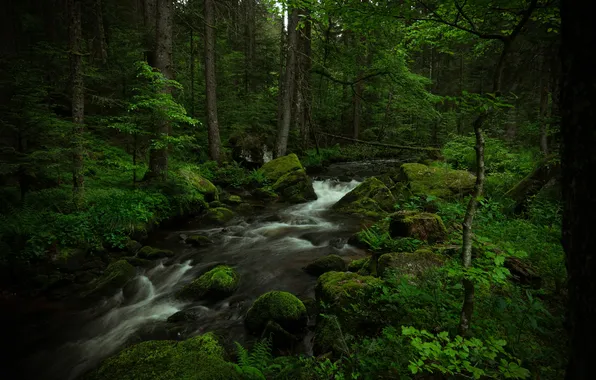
175,168 -> 219,202
261,320 -> 300,351
332,177 -> 395,219
167,306 -> 211,323
83,260 -> 136,299
84,333 -> 241,380
377,249 -> 445,278
137,246 -> 175,260
252,187 -> 279,201
204,207 -> 234,225
177,265 -> 239,301
208,200 -> 225,209
235,203 -> 254,214
125,239 -> 142,254
389,211 -> 447,243
245,291 -> 307,335
304,255 -> 346,276
224,195 -> 242,205
185,234 -> 213,247
122,256 -> 153,268
397,163 -> 475,199
259,154 -> 317,203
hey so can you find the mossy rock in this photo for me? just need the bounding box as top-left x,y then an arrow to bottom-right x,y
236,203 -> 254,214
304,255 -> 346,276
122,256 -> 153,268
225,195 -> 242,205
186,235 -> 213,247
332,177 -> 395,219
137,246 -> 175,260
204,207 -> 234,225
177,265 -> 239,301
377,249 -> 445,278
347,258 -> 369,272
209,200 -> 226,208
398,163 -> 475,199
260,153 -> 304,182
259,154 -> 317,203
389,211 -> 447,243
252,187 -> 279,201
84,333 -> 241,380
125,239 -> 142,254
176,168 -> 219,202
245,291 -> 307,335
83,260 -> 136,298
261,320 -> 300,351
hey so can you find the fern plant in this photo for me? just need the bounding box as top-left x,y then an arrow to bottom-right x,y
233,339 -> 274,380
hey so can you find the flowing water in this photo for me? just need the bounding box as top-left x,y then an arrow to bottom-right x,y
14,179 -> 369,380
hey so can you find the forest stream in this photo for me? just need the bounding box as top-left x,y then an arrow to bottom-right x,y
9,161 -> 401,380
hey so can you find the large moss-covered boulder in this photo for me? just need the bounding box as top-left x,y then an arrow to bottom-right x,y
259,154 -> 317,203
397,163 -> 475,199
332,177 -> 395,219
389,211 -> 447,243
245,291 -> 307,335
303,255 -> 346,276
177,265 -> 239,301
204,207 -> 234,225
84,333 -> 241,380
137,246 -> 175,260
83,260 -> 136,298
176,168 -> 219,202
377,249 -> 445,278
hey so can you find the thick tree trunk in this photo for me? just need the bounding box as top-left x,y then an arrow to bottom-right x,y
142,0 -> 156,65
145,0 -> 172,181
69,0 -> 85,205
92,0 -> 108,65
204,0 -> 221,162
560,1 -> 596,378
275,7 -> 299,157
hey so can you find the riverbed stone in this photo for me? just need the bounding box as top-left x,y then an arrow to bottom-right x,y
137,246 -> 175,260
175,168 -> 219,202
259,154 -> 317,203
332,177 -> 395,219
245,291 -> 307,335
377,249 -> 445,278
84,333 -> 241,380
224,195 -> 242,205
304,255 -> 346,276
388,211 -> 447,243
204,207 -> 234,225
185,234 -> 213,247
125,239 -> 142,254
177,265 -> 239,301
397,163 -> 475,199
83,259 -> 136,298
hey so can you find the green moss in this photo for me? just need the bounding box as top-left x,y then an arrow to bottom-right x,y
245,291 -> 307,335
125,239 -> 142,254
85,333 -> 241,380
313,315 -> 347,357
83,259 -> 135,298
389,211 -> 447,243
137,246 -> 175,259
271,169 -> 317,203
377,249 -> 445,278
252,187 -> 279,201
348,258 -> 369,273
304,255 -> 346,276
315,271 -> 382,307
209,200 -> 225,208
185,234 -> 213,247
332,177 -> 395,218
177,265 -> 239,301
204,207 -> 234,224
176,168 -> 219,201
225,195 -> 242,205
399,163 -> 475,199
260,154 -> 304,182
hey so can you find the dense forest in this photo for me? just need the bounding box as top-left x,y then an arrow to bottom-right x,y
0,0 -> 594,379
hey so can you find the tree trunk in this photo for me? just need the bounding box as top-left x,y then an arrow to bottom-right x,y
275,7 -> 299,157
560,1 -> 596,378
190,27 -> 195,117
298,6 -> 312,150
92,0 -> 108,65
244,0 -> 256,93
142,0 -> 156,65
276,10 -> 286,141
69,0 -> 85,205
539,49 -> 549,155
204,0 -> 221,162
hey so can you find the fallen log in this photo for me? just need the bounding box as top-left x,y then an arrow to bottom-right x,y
314,131 -> 441,152
505,154 -> 560,213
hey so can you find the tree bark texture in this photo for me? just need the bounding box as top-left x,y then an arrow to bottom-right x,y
146,0 -> 172,181
204,0 -> 221,162
539,49 -> 550,155
560,1 -> 596,378
93,0 -> 108,65
143,0 -> 156,65
69,0 -> 85,204
275,7 -> 299,158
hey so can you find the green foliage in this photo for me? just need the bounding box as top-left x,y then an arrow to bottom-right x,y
402,327 -> 530,379
358,224 -> 423,253
233,339 -> 273,379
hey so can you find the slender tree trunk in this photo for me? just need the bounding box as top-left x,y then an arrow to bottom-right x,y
244,0 -> 256,93
145,0 -> 172,181
275,7 -> 299,157
142,0 -> 156,65
93,0 -> 108,65
190,27 -> 195,117
204,0 -> 221,162
539,50 -> 549,155
298,6 -> 312,150
69,0 -> 85,205
276,10 -> 286,139
560,1 -> 596,378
